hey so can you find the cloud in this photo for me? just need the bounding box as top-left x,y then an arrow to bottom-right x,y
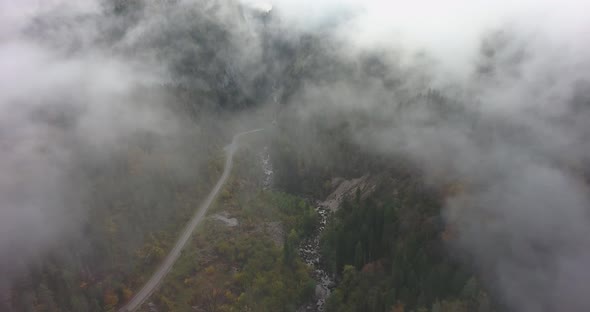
264,0 -> 590,310
0,0 -> 271,290
0,0 -> 198,282
3,0 -> 590,310
265,0 -> 590,83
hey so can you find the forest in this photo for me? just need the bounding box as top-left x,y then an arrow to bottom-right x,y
3,0 -> 590,312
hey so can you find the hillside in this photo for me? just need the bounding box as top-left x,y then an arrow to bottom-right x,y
3,1 -> 590,312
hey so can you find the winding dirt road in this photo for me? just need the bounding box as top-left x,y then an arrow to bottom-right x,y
119,129 -> 264,312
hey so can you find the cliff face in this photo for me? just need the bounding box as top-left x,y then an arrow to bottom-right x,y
321,175 -> 381,212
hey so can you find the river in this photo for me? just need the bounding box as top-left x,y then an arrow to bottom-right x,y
298,201 -> 335,312
258,147 -> 335,311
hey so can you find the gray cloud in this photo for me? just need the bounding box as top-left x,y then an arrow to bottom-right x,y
268,2 -> 590,310
3,1 -> 590,311
0,0 -> 247,283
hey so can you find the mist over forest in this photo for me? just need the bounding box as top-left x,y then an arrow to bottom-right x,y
1,1 -> 590,311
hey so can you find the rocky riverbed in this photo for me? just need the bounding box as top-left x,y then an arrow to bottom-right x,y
260,146 -> 273,190
259,145 -> 336,311
298,202 -> 335,312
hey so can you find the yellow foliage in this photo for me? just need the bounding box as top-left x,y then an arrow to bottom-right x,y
122,286 -> 133,301
224,290 -> 236,302
221,189 -> 231,200
103,289 -> 119,308
216,241 -> 231,255
205,265 -> 216,275
152,245 -> 165,259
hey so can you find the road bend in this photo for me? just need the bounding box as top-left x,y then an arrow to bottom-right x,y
119,129 -> 264,312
